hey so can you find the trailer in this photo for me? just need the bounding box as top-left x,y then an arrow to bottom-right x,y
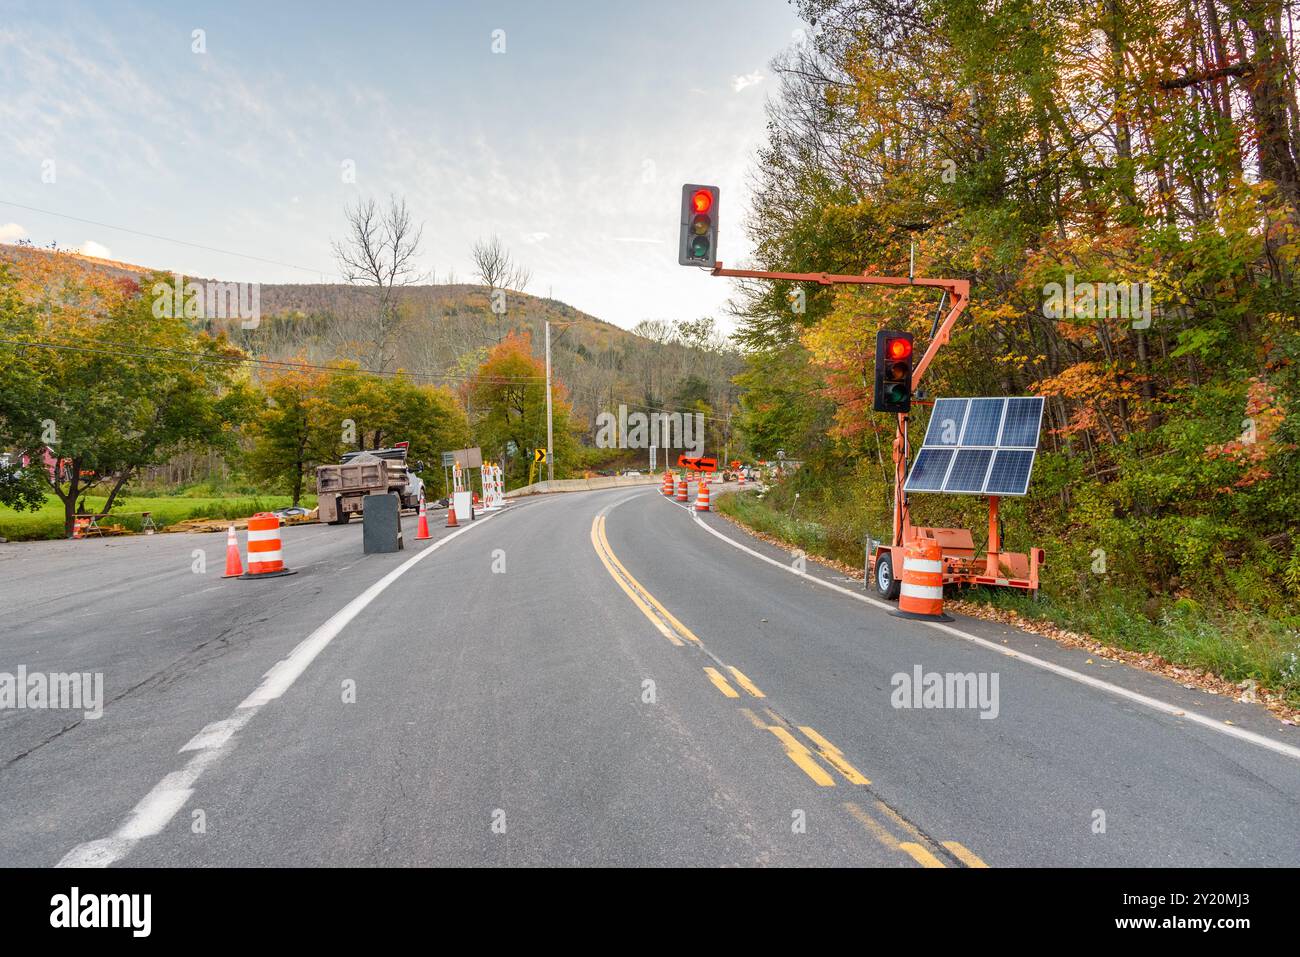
707,262 -> 1045,602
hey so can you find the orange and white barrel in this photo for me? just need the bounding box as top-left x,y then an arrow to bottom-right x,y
893,539 -> 950,621
662,470 -> 674,495
675,478 -> 688,502
694,480 -> 711,511
241,513 -> 294,579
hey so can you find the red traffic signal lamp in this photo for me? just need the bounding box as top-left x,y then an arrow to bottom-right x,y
679,184 -> 719,267
873,330 -> 914,413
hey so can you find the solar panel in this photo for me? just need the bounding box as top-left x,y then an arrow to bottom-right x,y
945,448 -> 994,493
922,398 -> 968,447
903,447 -> 954,492
985,449 -> 1035,495
960,398 -> 1005,446
903,396 -> 1044,496
999,397 -> 1044,448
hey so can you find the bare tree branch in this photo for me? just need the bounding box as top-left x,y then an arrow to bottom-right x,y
331,195 -> 428,371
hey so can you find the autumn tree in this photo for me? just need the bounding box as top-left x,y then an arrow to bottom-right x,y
730,0 -> 1300,613
465,332 -> 580,486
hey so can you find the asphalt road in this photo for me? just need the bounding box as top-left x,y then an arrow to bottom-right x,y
2,486 -> 1298,867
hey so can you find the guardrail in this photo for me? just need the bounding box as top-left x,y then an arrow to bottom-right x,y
504,474 -> 662,498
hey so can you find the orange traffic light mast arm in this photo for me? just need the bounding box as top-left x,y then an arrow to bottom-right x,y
709,264 -> 969,386
710,264 -> 971,546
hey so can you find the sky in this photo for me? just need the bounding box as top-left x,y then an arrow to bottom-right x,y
0,0 -> 805,333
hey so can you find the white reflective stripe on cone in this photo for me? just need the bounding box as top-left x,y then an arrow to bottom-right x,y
900,582 -> 943,600
903,557 -> 943,574
248,549 -> 282,564
247,528 -> 281,542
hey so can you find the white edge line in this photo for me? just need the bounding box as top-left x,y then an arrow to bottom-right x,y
677,499 -> 1300,763
56,511 -> 503,868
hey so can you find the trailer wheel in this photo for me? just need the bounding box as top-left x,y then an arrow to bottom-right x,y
874,550 -> 901,601
330,512 -> 350,525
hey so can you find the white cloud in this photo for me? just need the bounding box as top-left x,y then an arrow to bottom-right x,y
731,70 -> 764,92
521,231 -> 551,244
77,240 -> 112,259
612,237 -> 664,244
0,222 -> 26,243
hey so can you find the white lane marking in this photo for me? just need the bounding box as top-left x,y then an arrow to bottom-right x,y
179,712 -> 255,753
56,513 -> 503,868
677,500 -> 1300,763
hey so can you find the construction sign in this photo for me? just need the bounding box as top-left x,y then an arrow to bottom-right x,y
677,455 -> 717,473
445,447 -> 484,468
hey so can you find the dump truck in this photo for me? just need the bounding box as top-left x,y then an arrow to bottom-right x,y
315,446 -> 424,525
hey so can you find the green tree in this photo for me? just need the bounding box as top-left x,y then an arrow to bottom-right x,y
0,264 -> 255,536
246,364 -> 338,505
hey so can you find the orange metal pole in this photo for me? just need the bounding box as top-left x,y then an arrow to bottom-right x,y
985,496 -> 1001,577
710,265 -> 970,550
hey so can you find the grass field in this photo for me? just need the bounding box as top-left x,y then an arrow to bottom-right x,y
0,493 -> 316,541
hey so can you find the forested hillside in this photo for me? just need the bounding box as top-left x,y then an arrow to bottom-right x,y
0,243 -> 742,440
729,0 -> 1300,697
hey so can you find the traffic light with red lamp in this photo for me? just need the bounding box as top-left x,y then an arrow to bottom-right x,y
679,184 -> 719,267
873,330 -> 914,413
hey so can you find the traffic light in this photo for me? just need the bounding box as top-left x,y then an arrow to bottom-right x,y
679,184 -> 719,267
873,330 -> 914,413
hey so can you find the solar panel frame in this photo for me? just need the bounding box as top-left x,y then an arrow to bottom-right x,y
904,396 -> 1044,496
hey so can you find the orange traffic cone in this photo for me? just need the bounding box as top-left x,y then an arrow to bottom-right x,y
695,480 -> 711,511
221,525 -> 244,578
416,495 -> 432,540
446,496 -> 459,527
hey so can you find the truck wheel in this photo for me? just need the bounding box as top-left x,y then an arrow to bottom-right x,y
330,513 -> 350,525
874,550 -> 901,601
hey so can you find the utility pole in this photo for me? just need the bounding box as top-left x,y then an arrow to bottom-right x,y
545,319 -> 554,483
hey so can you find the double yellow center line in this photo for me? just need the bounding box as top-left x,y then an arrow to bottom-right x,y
590,509 -> 988,869
591,514 -> 701,647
